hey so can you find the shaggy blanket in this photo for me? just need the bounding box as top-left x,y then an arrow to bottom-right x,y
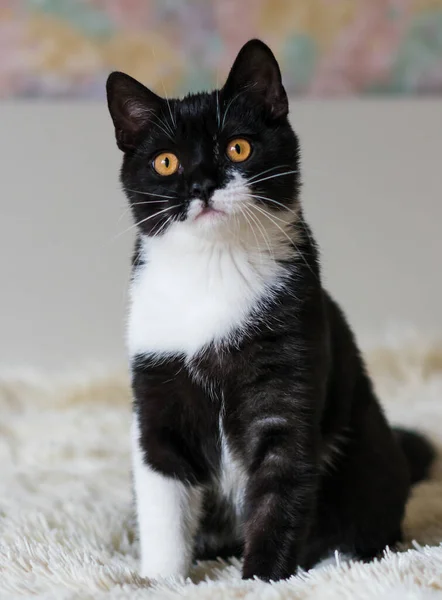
1,337 -> 442,599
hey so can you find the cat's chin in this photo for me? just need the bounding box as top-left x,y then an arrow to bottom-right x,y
194,207 -> 226,222
188,208 -> 231,234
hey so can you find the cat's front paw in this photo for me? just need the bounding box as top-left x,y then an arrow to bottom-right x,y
242,553 -> 294,582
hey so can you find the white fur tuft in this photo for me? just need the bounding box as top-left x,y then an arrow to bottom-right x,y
127,174 -> 296,359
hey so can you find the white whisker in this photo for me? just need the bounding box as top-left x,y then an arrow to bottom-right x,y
215,70 -> 221,129
249,203 -> 294,246
151,115 -> 175,140
249,170 -> 298,187
131,200 -> 171,205
118,199 -> 172,224
123,188 -> 177,200
153,214 -> 174,237
221,83 -> 257,131
238,204 -> 263,262
243,204 -> 275,263
246,165 -> 292,184
249,203 -> 317,278
250,194 -> 314,249
150,44 -> 176,132
118,207 -> 131,224
142,107 -> 174,139
113,205 -> 177,240
249,194 -> 298,216
162,95 -> 176,132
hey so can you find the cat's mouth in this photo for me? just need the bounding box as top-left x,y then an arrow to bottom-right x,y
188,198 -> 228,224
194,206 -> 226,221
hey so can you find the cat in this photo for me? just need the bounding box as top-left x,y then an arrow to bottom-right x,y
106,39 -> 434,582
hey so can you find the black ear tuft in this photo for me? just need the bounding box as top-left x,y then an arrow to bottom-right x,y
106,72 -> 163,152
223,39 -> 288,119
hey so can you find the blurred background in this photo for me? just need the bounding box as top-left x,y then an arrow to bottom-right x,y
3,0 -> 442,97
1,0 -> 441,369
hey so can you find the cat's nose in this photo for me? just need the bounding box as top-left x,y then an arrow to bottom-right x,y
191,179 -> 216,203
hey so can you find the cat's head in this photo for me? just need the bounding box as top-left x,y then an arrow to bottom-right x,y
107,39 -> 300,240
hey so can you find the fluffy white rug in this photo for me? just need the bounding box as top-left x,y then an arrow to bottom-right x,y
1,336 -> 442,599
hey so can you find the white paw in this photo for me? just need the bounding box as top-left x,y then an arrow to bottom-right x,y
139,562 -> 187,580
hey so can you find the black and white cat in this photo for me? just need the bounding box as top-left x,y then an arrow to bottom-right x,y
106,40 -> 434,582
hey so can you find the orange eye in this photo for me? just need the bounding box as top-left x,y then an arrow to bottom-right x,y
226,138 -> 252,163
153,152 -> 179,176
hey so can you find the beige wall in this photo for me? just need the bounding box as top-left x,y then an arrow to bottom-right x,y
1,100 -> 441,369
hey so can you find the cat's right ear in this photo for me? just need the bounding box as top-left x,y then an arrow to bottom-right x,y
223,39 -> 288,119
106,72 -> 162,152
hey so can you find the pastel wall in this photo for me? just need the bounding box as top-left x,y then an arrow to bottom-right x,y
1,0 -> 442,99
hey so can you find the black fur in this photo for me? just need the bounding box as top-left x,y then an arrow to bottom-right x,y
394,428 -> 435,485
107,39 -> 434,582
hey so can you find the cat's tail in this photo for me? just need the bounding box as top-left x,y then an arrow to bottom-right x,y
394,428 -> 436,485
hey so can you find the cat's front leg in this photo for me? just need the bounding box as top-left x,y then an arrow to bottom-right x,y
131,415 -> 203,579
240,395 -> 319,581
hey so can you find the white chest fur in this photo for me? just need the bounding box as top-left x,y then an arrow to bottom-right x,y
127,221 -> 290,359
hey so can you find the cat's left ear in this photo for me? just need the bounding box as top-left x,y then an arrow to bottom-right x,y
223,39 -> 288,119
